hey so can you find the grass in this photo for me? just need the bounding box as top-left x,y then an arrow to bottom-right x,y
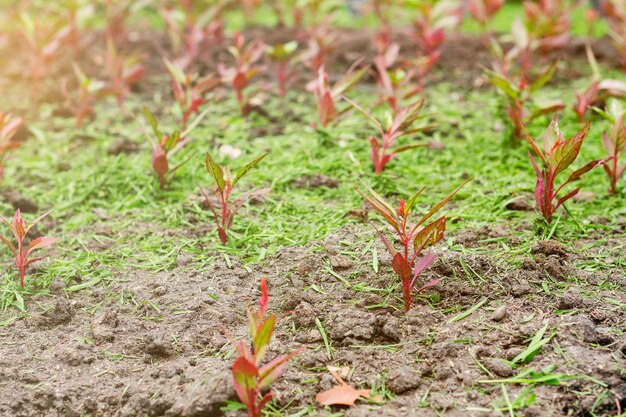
2,66 -> 626,311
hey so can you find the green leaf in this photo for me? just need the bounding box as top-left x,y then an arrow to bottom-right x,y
253,315 -> 276,364
415,179 -> 468,228
205,152 -> 225,191
413,216 -> 446,254
143,107 -> 162,140
232,152 -> 268,188
529,62 -> 557,92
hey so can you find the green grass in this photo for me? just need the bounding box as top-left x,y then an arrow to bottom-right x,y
1,63 -> 626,311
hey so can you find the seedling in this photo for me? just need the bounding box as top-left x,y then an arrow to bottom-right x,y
104,38 -> 145,109
19,12 -> 76,102
573,45 -> 626,123
485,46 -> 563,140
202,152 -> 270,244
218,32 -> 265,115
524,117 -> 608,224
345,97 -> 432,173
468,0 -> 504,34
373,43 -> 422,110
595,99 -> 626,194
61,63 -> 104,128
142,108 -> 206,189
601,0 -> 626,72
311,65 -> 367,128
265,41 -> 298,97
409,0 -> 461,71
164,59 -> 219,128
522,0 -> 571,53
230,278 -> 300,417
302,22 -> 337,72
161,2 -> 224,69
0,113 -> 23,186
356,178 -> 467,311
0,209 -> 56,288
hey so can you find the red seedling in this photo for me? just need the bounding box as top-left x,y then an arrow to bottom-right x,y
602,1 -> 626,72
468,0 -> 504,33
311,65 -> 367,128
356,178 -> 467,311
231,278 -> 300,417
104,38 -> 145,109
160,2 -> 224,70
524,117 -> 608,224
61,63 -> 104,128
345,97 -> 432,173
410,0 -> 461,72
164,59 -> 219,128
523,0 -> 571,53
202,152 -> 270,244
302,23 -> 337,73
218,32 -> 265,116
19,12 -> 76,102
0,113 -> 23,186
485,53 -> 564,140
573,44 -> 626,123
265,41 -> 298,97
0,209 -> 56,288
596,99 -> 626,194
142,108 -> 205,189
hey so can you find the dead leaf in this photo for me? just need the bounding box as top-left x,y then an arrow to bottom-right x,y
315,366 -> 380,406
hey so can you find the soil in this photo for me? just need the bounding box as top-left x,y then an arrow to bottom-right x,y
1,225 -> 625,417
0,26 -> 625,417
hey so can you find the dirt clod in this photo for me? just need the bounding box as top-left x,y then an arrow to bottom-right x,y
386,366 -> 421,394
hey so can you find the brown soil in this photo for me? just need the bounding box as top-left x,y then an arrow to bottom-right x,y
1,225 -> 624,417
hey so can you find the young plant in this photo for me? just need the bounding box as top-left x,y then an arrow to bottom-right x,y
230,278 -> 300,417
265,41 -> 298,97
104,38 -> 145,109
61,63 -> 104,128
523,0 -> 571,53
573,44 -> 626,123
356,178 -> 467,311
524,118 -> 608,224
311,65 -> 367,128
142,108 -> 205,189
164,59 -> 219,129
302,23 -> 337,73
0,113 -> 23,186
601,0 -> 626,73
160,2 -> 225,69
409,0 -> 461,71
19,12 -> 76,102
595,99 -> 626,194
468,0 -> 504,35
345,97 -> 431,173
218,32 -> 265,115
202,152 -> 270,244
485,46 -> 564,140
0,209 -> 56,288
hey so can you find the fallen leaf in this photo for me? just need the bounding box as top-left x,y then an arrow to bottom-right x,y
315,366 -> 379,406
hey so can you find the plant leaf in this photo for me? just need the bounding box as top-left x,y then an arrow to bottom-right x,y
205,152 -> 226,191
232,152 -> 268,188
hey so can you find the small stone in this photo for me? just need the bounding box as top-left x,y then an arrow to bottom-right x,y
386,366 -> 421,394
491,305 -> 507,322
